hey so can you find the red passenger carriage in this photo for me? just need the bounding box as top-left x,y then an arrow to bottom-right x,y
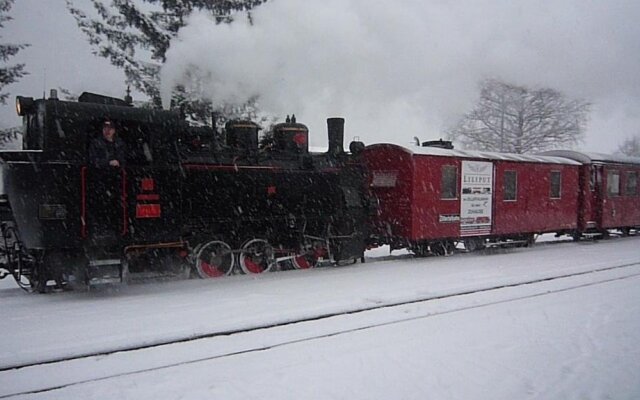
363,143 -> 581,255
542,151 -> 640,236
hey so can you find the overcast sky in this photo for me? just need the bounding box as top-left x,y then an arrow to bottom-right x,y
2,0 -> 640,153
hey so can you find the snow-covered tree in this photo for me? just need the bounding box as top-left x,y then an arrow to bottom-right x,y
0,126 -> 20,149
65,0 -> 266,124
616,135 -> 640,157
0,0 -> 28,149
0,0 -> 28,105
448,79 -> 590,154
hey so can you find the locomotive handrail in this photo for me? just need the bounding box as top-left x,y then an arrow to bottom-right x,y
0,150 -> 43,163
328,233 -> 360,240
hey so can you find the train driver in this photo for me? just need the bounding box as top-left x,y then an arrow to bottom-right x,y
88,119 -> 126,168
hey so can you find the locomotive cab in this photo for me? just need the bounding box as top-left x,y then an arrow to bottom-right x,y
1,91 -> 185,290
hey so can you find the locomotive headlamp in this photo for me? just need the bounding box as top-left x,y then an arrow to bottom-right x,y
16,96 -> 34,116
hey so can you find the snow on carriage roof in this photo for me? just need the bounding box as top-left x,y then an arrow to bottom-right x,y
365,143 -> 582,165
538,150 -> 640,165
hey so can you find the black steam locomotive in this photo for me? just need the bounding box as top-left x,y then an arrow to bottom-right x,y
0,91 -> 369,292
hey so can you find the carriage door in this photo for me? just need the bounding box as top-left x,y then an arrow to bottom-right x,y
82,167 -> 127,245
592,165 -> 604,228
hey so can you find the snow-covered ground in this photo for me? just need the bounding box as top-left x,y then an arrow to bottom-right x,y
1,237 -> 639,399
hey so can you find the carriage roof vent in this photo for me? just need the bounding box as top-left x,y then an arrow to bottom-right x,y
421,139 -> 454,149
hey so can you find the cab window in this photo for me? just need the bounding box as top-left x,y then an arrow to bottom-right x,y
120,123 -> 153,166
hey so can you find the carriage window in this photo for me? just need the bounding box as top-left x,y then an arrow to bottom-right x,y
550,171 -> 561,199
441,165 -> 458,199
607,171 -> 620,196
625,172 -> 637,196
503,170 -> 517,201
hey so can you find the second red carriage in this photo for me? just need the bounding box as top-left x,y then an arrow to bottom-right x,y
542,150 -> 640,236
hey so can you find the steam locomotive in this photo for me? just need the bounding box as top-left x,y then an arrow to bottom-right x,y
0,91 -> 369,292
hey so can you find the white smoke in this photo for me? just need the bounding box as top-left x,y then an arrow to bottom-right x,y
161,0 -> 640,151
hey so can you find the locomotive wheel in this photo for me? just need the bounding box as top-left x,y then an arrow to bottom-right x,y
30,259 -> 48,294
2,226 -> 28,289
239,239 -> 275,274
291,246 -> 328,270
195,240 -> 235,278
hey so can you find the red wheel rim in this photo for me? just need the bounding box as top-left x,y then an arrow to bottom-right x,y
292,247 -> 327,269
239,239 -> 274,274
195,241 -> 234,278
293,255 -> 312,269
199,260 -> 225,278
243,257 -> 265,274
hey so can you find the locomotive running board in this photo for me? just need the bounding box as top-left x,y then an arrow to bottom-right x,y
484,239 -> 529,248
88,259 -> 122,267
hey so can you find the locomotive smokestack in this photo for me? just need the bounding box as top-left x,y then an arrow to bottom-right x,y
327,117 -> 344,156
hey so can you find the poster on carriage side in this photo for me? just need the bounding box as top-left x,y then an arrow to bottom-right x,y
460,161 -> 493,237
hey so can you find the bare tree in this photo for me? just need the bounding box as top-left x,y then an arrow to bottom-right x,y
616,135 -> 640,157
448,79 -> 590,154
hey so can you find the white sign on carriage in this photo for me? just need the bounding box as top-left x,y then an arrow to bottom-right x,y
460,161 -> 493,237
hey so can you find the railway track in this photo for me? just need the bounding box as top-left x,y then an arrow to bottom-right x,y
2,260 -> 639,399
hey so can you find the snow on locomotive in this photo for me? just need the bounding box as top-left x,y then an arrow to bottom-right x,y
0,91 -> 369,292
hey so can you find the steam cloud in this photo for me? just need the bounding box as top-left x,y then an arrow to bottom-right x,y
161,0 -> 640,150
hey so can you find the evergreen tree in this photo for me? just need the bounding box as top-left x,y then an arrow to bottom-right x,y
65,0 -> 266,124
0,0 -> 28,149
0,0 -> 28,104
